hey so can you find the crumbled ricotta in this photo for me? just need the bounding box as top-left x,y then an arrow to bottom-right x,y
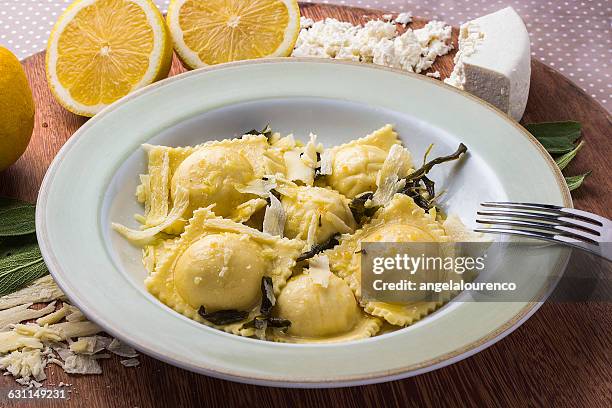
395,12 -> 412,26
292,17 -> 452,74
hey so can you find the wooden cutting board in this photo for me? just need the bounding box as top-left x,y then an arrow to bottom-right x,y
1,3 -> 610,407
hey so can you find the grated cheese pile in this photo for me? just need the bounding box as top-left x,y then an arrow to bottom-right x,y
0,276 -> 140,388
292,14 -> 452,74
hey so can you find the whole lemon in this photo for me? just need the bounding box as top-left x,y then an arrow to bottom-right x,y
0,46 -> 35,171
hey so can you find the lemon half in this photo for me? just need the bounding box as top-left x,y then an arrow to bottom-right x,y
167,0 -> 300,69
46,0 -> 173,117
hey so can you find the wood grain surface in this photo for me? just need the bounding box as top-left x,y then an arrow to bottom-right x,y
0,3 -> 610,407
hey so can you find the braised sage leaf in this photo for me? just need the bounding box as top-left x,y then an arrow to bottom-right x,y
0,197 -> 36,237
197,307 -> 248,325
260,276 -> 275,316
266,317 -> 291,328
244,124 -> 273,140
565,172 -> 591,191
524,121 -> 582,154
349,192 -> 378,224
297,234 -> 340,262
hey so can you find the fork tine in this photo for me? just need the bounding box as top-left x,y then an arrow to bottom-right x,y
481,202 -> 562,210
480,202 -> 604,226
474,227 -> 560,243
477,210 -> 602,235
476,218 -> 600,244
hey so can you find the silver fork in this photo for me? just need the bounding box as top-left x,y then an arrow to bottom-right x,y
474,202 -> 612,262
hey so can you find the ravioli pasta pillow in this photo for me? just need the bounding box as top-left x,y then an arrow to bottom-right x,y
113,135 -> 269,243
322,124 -> 409,198
145,207 -> 303,336
270,268 -> 381,343
278,185 -> 356,249
326,194 -> 454,326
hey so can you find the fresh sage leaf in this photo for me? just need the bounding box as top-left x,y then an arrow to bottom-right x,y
0,197 -> 36,237
555,140 -> 585,171
524,121 -> 582,154
565,172 -> 591,191
0,237 -> 48,297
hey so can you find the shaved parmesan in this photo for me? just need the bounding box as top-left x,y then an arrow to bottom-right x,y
235,177 -> 278,197
370,144 -> 412,207
301,133 -> 323,168
232,198 -> 268,223
0,276 -> 64,310
0,302 -> 57,331
64,305 -> 86,322
69,336 -> 108,355
112,185 -> 190,245
49,321 -> 102,340
63,354 -> 102,375
0,349 -> 47,382
305,212 -> 319,250
325,212 -> 354,235
120,358 -> 140,368
262,194 -> 286,237
13,324 -> 62,342
319,150 -> 334,175
284,150 -> 315,185
307,255 -> 332,288
107,338 -> 138,358
36,305 -> 69,326
0,331 -> 43,353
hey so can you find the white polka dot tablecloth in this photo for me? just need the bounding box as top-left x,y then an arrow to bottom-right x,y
0,0 -> 610,111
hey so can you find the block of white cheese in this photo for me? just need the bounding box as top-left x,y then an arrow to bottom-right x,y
444,7 -> 531,121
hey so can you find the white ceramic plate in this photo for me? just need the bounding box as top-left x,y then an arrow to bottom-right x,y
36,59 -> 571,387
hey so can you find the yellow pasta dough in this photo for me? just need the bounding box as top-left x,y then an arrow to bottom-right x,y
280,186 -> 356,247
325,124 -> 406,198
327,194 -> 452,326
145,207 -> 303,335
114,124 -> 471,342
270,272 -> 381,343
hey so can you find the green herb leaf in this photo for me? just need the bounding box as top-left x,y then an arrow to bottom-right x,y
0,197 -> 36,237
349,192 -> 378,224
565,172 -> 591,191
260,276 -> 275,316
296,234 -> 340,262
0,236 -> 48,296
197,307 -> 248,325
244,124 -> 273,140
524,121 -> 582,154
555,140 -> 585,171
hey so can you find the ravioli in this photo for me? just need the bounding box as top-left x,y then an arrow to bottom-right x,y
113,135 -> 269,243
279,186 -> 357,248
327,194 -> 451,326
323,125 -> 409,198
113,124 -> 470,342
170,135 -> 269,219
270,270 -> 381,343
145,207 -> 303,336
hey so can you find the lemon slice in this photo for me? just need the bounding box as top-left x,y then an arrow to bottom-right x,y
46,0 -> 173,117
167,0 -> 300,69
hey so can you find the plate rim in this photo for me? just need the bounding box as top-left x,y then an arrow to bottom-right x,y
36,57 -> 572,387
